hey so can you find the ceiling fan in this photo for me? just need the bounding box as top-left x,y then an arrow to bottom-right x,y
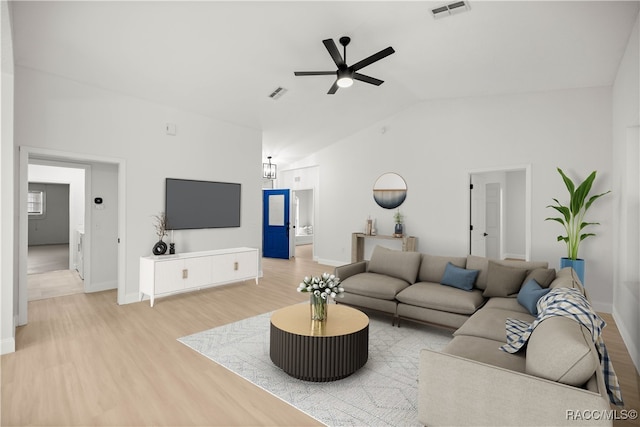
294,36 -> 395,94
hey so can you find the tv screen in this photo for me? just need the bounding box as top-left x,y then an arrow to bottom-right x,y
165,178 -> 241,230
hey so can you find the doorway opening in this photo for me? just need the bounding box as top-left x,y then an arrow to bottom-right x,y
469,165 -> 531,261
27,163 -> 86,301
19,147 -> 125,327
292,189 -> 314,259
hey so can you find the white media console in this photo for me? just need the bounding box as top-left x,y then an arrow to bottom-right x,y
139,247 -> 259,307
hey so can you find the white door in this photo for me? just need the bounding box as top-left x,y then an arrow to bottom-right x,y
485,183 -> 501,259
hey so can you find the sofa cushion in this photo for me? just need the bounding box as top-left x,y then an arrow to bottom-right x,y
443,335 -> 526,374
396,282 -> 485,315
465,256 -> 491,290
482,297 -> 530,314
517,279 -> 551,315
368,246 -> 422,284
523,268 -> 556,288
341,272 -> 410,300
482,261 -> 528,297
418,254 -> 467,283
453,307 -> 535,343
526,316 -> 598,387
440,263 -> 479,291
466,256 -> 548,290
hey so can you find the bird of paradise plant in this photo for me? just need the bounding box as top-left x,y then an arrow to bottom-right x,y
545,168 -> 610,260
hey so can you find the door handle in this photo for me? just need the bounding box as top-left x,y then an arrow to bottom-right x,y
286,222 -> 290,238
483,233 -> 489,237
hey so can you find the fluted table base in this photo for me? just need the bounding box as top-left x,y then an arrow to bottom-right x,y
270,304 -> 369,382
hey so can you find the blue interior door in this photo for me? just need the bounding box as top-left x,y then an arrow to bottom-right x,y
263,189 -> 290,259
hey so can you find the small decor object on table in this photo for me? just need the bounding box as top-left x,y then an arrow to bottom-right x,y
393,209 -> 404,237
297,273 -> 344,321
152,212 -> 169,256
169,230 -> 176,255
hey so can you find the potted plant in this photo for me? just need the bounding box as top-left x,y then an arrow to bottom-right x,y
545,168 -> 610,283
393,210 -> 404,237
152,212 -> 169,255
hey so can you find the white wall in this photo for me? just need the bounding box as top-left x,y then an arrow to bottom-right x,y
14,67 -> 262,305
88,162 -> 118,291
612,13 -> 640,373
1,0 -> 15,354
293,87 -> 614,311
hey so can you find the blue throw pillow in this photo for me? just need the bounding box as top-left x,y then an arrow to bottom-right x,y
517,279 -> 551,315
440,262 -> 479,291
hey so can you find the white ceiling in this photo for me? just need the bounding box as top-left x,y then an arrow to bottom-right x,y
10,1 -> 639,164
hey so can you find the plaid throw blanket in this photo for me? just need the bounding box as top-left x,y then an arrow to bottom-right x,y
500,287 -> 623,406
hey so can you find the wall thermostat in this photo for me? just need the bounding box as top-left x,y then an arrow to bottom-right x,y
94,197 -> 103,205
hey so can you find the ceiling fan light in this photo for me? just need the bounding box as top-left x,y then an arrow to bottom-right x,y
337,76 -> 354,88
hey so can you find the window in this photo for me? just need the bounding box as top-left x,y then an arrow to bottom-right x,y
28,190 -> 44,216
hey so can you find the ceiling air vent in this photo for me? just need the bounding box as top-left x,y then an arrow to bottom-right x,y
268,86 -> 287,100
431,1 -> 470,19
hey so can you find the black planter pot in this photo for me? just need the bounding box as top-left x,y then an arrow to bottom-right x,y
152,240 -> 168,256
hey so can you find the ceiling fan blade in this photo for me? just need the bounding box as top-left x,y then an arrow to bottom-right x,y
294,71 -> 336,76
350,46 -> 395,72
323,38 -> 345,68
327,80 -> 339,95
353,73 -> 384,86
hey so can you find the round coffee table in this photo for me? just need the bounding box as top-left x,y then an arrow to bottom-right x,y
270,303 -> 369,382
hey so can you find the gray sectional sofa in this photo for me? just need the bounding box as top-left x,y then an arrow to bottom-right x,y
334,245 -> 613,426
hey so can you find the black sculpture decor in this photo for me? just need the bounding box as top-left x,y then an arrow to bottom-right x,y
153,240 -> 168,256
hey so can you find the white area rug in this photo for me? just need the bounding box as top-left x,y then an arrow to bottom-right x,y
178,307 -> 452,426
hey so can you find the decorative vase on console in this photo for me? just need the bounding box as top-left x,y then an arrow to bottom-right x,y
152,212 -> 169,256
393,210 -> 404,238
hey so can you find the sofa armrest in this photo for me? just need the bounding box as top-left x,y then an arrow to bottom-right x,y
419,349 -> 612,427
334,261 -> 368,281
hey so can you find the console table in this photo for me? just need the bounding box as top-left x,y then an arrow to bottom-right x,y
139,247 -> 259,307
351,232 -> 417,262
270,304 -> 369,382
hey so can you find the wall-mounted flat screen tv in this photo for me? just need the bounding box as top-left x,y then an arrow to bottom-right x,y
165,178 -> 241,230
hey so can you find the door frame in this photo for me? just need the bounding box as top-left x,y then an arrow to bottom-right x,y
484,182 -> 502,259
18,146 -> 126,326
468,164 -> 531,261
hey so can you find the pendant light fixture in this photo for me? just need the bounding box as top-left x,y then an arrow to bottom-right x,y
263,156 -> 277,179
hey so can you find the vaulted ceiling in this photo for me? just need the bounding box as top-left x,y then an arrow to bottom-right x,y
10,1 -> 639,164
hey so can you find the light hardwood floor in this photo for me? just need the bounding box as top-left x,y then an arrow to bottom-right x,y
27,244 -> 69,274
2,245 -> 639,426
28,244 -> 84,301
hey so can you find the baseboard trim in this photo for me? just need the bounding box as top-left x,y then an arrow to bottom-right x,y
123,292 -> 141,305
87,280 -> 117,293
317,258 -> 346,268
1,337 -> 15,355
613,307 -> 640,375
591,300 -> 612,314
